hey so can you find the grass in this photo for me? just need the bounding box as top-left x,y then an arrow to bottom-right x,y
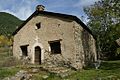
65,61 -> 120,80
31,60 -> 120,80
0,67 -> 20,79
67,62 -> 120,80
0,47 -> 120,80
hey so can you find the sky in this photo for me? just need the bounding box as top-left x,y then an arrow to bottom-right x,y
0,0 -> 101,23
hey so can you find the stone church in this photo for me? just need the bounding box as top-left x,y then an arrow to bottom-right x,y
13,5 -> 97,69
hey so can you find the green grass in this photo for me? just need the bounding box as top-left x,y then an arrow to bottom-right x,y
0,67 -> 20,79
0,47 -> 120,80
0,47 -> 21,79
65,61 -> 120,80
32,61 -> 120,80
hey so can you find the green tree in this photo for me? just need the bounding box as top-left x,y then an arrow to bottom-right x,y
84,0 -> 120,59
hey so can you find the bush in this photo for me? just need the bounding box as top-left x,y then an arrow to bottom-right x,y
0,56 -> 23,67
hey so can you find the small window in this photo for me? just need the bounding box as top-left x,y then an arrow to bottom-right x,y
49,40 -> 61,54
20,45 -> 28,56
36,22 -> 41,29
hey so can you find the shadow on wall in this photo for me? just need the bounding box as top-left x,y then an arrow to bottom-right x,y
81,29 -> 95,67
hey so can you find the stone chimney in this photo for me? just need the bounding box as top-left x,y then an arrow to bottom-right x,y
36,5 -> 45,11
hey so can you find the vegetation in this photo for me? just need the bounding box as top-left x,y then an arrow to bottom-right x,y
0,12 -> 23,37
0,47 -> 20,79
0,35 -> 13,47
84,0 -> 120,59
1,61 -> 120,80
0,47 -> 120,80
0,12 -> 23,48
0,67 -> 20,79
1,61 -> 119,80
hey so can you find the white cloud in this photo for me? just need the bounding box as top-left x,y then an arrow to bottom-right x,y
74,0 -> 101,7
73,0 -> 101,24
14,6 -> 33,20
1,6 -> 33,20
0,0 -> 39,20
0,0 -> 101,22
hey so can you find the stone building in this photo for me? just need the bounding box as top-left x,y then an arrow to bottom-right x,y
13,5 -> 97,69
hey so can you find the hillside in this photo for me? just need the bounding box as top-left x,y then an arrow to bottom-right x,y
0,12 -> 23,36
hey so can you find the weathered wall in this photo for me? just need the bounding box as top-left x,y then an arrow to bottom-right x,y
73,21 -> 97,68
69,21 -> 84,69
13,14 -> 76,65
13,14 -> 96,69
81,29 -> 97,66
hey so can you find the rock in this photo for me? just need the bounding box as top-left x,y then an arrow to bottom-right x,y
10,77 -> 18,80
42,75 -> 49,79
3,70 -> 32,80
2,77 -> 10,80
59,73 -> 69,78
32,69 -> 39,73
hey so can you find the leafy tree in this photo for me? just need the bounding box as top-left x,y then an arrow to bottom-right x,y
0,35 -> 13,47
84,0 -> 120,60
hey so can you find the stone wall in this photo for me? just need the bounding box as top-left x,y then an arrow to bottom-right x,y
13,14 -> 76,66
72,22 -> 84,69
13,14 -> 96,70
81,29 -> 97,66
73,21 -> 97,68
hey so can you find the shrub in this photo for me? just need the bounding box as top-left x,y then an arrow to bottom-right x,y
0,56 -> 22,67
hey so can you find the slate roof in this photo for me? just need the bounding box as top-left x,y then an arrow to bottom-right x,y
12,10 -> 94,38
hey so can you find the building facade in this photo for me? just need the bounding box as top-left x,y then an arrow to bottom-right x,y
13,5 -> 97,69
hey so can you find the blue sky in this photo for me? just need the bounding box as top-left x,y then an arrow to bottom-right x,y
0,0 -> 100,23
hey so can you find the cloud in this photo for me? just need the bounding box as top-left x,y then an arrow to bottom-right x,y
72,0 -> 101,24
0,0 -> 101,23
74,0 -> 101,7
1,6 -> 33,20
0,0 -> 39,20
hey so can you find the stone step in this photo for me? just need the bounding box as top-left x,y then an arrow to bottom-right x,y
42,65 -> 71,74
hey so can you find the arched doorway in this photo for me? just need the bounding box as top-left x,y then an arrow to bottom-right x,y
35,46 -> 41,64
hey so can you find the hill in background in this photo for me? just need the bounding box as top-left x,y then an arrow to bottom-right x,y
0,12 -> 23,37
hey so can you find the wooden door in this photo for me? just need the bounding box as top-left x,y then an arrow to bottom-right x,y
35,46 -> 41,64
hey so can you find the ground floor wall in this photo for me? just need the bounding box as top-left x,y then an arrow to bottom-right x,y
13,36 -> 83,69
13,31 -> 96,70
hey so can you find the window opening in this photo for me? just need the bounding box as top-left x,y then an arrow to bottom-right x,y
20,45 -> 28,56
36,22 -> 41,29
49,40 -> 61,54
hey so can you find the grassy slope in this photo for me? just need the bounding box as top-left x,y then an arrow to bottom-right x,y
0,12 -> 23,36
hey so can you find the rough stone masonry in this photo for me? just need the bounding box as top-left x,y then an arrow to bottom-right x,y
13,5 -> 97,70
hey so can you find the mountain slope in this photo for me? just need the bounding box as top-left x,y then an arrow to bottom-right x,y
0,12 -> 23,36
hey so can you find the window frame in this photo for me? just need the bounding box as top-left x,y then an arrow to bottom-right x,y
48,39 -> 62,54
